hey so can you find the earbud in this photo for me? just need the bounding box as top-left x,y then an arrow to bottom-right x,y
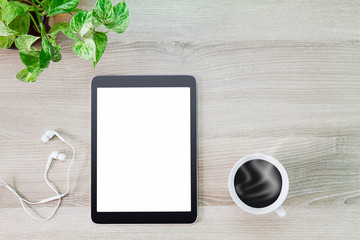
46,151 -> 66,171
41,130 -> 65,143
41,130 -> 54,143
50,151 -> 66,161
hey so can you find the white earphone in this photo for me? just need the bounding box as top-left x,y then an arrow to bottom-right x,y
0,130 -> 75,221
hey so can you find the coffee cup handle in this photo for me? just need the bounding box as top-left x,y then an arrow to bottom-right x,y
275,206 -> 286,217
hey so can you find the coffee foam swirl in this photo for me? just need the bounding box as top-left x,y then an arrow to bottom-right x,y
234,159 -> 282,208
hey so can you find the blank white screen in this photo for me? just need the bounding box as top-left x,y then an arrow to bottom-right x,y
97,87 -> 191,212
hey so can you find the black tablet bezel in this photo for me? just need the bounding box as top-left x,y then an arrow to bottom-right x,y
91,75 -> 197,224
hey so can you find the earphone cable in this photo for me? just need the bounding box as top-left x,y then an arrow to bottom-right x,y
0,133 -> 75,221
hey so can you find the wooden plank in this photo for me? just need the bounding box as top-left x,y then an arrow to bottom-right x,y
0,206 -> 359,239
122,0 -> 360,42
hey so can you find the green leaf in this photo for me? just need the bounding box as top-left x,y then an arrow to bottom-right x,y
48,22 -> 81,41
0,8 -> 4,22
42,37 -> 62,62
112,15 -> 129,34
16,68 -> 40,82
48,37 -> 61,50
0,34 -> 16,49
11,1 -> 33,10
0,21 -> 17,36
3,1 -> 29,24
0,0 -> 8,9
19,50 -> 41,73
92,0 -> 114,26
44,0 -> 80,17
39,48 -> 51,69
111,1 -> 129,33
105,1 -> 129,32
113,1 -> 128,19
8,12 -> 30,35
72,38 -> 96,61
92,31 -> 107,67
11,1 -> 34,12
91,14 -> 101,27
15,34 -> 40,50
70,11 -> 93,37
0,19 -> 17,49
19,48 -> 50,78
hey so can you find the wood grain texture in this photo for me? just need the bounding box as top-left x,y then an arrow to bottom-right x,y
0,0 -> 360,239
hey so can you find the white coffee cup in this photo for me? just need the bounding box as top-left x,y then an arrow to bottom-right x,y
228,153 -> 289,217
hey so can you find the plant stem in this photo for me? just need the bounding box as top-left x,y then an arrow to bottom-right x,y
34,0 -> 44,8
72,9 -> 84,12
28,13 -> 41,33
19,0 -> 37,7
31,0 -> 46,38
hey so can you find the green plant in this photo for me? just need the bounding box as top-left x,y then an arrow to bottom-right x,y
0,0 -> 129,82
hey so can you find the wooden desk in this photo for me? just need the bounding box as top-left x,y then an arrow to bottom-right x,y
0,0 -> 359,239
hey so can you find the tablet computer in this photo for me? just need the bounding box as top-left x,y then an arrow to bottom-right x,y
91,75 -> 197,224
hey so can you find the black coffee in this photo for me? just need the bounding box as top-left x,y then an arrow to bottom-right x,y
234,159 -> 282,208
